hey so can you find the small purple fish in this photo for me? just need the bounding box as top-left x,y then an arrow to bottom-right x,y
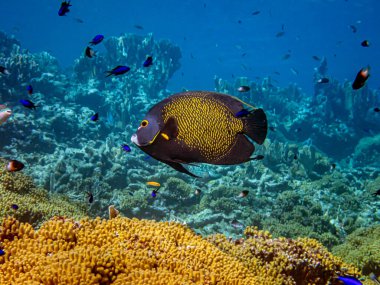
106,65 -> 130,77
89,34 -> 104,45
337,276 -> 362,285
235,109 -> 251,118
122,144 -> 131,152
143,56 -> 153,67
11,204 -> 19,210
20,99 -> 38,110
58,1 -> 71,16
26,85 -> 33,95
90,113 -> 99,122
0,249 -> 4,256
151,189 -> 158,198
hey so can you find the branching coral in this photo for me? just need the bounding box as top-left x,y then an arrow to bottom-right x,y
0,217 -> 361,285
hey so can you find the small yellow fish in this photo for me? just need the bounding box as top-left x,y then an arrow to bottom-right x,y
146,181 -> 161,187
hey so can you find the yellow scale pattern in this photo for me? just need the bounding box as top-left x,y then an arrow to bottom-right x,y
162,94 -> 243,162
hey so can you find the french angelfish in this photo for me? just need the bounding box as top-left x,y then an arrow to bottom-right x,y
131,91 -> 267,177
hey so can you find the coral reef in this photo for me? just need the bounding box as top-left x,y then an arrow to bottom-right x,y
0,216 -> 360,285
0,158 -> 86,227
72,33 -> 181,130
333,225 -> 380,276
214,58 -> 380,160
0,28 -> 379,271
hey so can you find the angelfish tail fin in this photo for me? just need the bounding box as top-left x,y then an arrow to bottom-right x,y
242,108 -> 268,144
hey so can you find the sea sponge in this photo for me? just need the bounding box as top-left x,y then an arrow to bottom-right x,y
0,217 -> 361,285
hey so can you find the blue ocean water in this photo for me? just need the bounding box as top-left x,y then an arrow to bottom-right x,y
1,0 -> 380,94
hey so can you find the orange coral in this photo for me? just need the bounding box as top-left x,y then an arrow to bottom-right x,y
0,218 -> 360,285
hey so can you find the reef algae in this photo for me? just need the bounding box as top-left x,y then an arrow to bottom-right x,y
0,216 -> 359,285
0,158 -> 86,227
333,225 -> 380,276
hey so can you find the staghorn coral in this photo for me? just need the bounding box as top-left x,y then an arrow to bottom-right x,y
0,158 -> 86,227
332,225 -> 380,276
0,217 -> 361,285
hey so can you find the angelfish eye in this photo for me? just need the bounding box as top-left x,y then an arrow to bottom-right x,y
141,120 -> 149,127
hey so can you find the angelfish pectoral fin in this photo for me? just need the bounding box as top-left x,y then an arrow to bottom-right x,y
161,117 -> 179,140
164,160 -> 199,178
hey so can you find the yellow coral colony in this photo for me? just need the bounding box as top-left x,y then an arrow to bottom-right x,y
0,217 -> 358,285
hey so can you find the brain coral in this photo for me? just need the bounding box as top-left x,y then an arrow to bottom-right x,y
0,158 -> 86,227
0,216 -> 360,285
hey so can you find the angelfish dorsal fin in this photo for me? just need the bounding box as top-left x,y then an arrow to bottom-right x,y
161,117 -> 179,140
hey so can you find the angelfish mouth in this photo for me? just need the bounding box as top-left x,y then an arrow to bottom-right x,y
131,134 -> 141,146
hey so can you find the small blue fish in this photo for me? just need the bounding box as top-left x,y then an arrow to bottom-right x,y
143,56 -> 153,67
106,65 -> 130,77
58,1 -> 71,16
26,85 -> 33,95
151,189 -> 158,198
0,249 -> 4,256
19,99 -> 37,110
337,276 -> 363,285
122,144 -> 131,152
235,109 -> 251,118
90,113 -> 99,122
10,204 -> 19,210
89,34 -> 104,45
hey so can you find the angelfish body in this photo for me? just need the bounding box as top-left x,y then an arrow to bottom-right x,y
131,91 -> 267,177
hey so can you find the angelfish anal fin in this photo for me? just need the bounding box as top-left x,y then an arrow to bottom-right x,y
164,160 -> 199,178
